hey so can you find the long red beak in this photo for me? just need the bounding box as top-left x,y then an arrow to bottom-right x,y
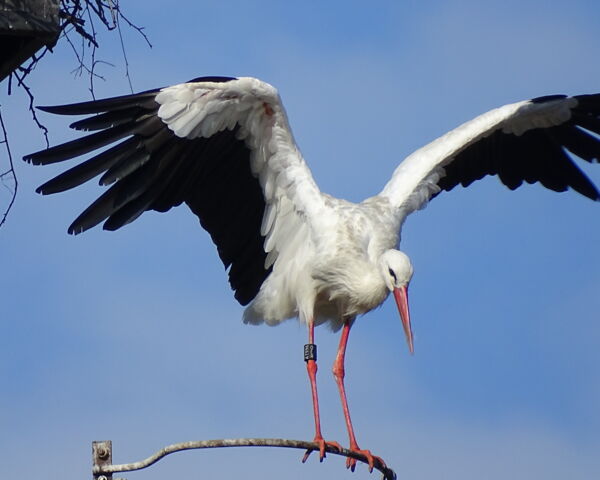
393,286 -> 414,354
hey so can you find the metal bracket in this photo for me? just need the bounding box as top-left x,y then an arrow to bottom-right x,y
92,440 -> 113,480
91,438 -> 396,480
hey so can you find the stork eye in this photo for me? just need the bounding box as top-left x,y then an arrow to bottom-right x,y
388,268 -> 397,282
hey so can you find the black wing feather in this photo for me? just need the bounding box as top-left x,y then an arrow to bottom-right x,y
37,90 -> 160,115
69,108 -> 147,131
24,76 -> 269,305
35,138 -> 139,194
437,94 -> 600,200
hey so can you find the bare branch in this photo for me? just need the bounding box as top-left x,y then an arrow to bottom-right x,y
85,2 -> 100,97
115,12 -> 133,93
0,107 -> 18,229
118,6 -> 152,48
1,1 -> 150,230
12,70 -> 49,147
11,1 -> 150,97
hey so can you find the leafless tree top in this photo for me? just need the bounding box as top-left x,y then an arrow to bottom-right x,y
0,0 -> 150,229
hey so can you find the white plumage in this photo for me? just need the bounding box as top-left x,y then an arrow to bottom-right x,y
24,76 -> 600,472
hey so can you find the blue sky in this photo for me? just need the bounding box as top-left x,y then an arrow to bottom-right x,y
2,1 -> 599,479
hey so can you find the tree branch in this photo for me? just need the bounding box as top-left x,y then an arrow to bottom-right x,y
1,1 -> 150,230
0,107 -> 18,228
12,69 -> 50,146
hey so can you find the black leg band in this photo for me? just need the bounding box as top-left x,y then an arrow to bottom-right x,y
304,343 -> 317,362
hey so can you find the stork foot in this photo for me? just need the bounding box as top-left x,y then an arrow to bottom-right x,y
302,436 -> 342,463
346,447 -> 385,473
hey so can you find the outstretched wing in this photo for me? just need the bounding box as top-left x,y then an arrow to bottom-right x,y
24,76 -> 327,305
379,94 -> 600,218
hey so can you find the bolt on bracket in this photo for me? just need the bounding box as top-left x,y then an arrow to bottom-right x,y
92,440 -> 113,480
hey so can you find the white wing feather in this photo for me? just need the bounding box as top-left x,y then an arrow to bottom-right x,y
379,96 -> 578,219
155,77 -> 334,323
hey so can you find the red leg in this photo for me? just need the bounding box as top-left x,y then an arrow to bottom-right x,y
302,319 -> 342,463
333,319 -> 386,472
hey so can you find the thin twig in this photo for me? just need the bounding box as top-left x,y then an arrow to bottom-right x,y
0,107 -> 18,229
63,28 -> 109,81
85,2 -> 99,97
118,5 -> 152,48
92,438 -> 397,480
12,70 -> 49,147
115,11 -> 133,93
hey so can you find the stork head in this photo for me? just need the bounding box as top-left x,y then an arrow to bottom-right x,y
379,249 -> 414,354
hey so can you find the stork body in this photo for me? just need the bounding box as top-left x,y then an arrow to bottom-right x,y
25,77 -> 600,471
245,195 -> 401,331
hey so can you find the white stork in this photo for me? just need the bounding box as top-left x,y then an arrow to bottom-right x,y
24,76 -> 600,472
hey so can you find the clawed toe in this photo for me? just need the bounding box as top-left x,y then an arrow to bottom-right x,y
302,437 -> 342,463
345,447 -> 385,473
